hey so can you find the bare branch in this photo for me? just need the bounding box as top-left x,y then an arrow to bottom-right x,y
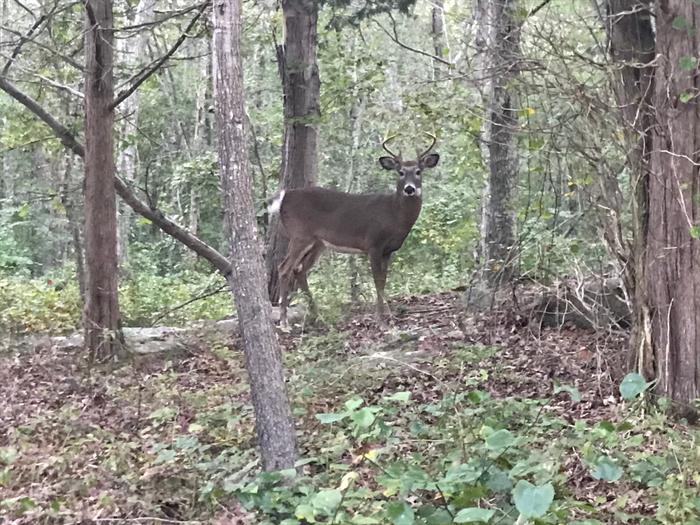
372,13 -> 452,66
110,2 -> 208,110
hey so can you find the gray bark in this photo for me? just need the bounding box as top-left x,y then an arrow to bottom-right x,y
474,0 -> 521,286
84,0 -> 124,360
266,0 -> 320,304
212,0 -> 298,469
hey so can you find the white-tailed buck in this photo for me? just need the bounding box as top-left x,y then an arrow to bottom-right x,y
268,133 -> 440,327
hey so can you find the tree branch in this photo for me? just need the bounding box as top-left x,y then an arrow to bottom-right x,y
110,2 -> 208,110
0,74 -> 232,276
372,13 -> 452,66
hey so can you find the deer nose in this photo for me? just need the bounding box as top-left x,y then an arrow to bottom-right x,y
404,185 -> 416,196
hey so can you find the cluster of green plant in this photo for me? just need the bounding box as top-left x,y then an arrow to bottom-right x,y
219,362 -> 699,525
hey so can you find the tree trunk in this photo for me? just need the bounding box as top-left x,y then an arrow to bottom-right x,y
604,0 -> 655,372
60,153 -> 86,302
84,0 -> 123,361
212,0 -> 298,470
266,0 -> 320,304
475,0 -> 521,286
644,0 -> 700,413
431,0 -> 449,78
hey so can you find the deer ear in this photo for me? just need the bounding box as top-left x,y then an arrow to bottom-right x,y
421,153 -> 439,168
379,156 -> 399,170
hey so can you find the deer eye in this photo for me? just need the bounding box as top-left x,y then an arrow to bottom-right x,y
399,170 -> 406,177
415,169 -> 422,176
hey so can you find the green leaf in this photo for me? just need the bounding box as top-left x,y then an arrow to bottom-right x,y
672,16 -> 690,31
344,397 -> 364,411
591,456 -> 623,482
351,407 -> 376,429
315,412 -> 347,424
553,384 -> 582,403
295,503 -> 316,522
691,225 -> 700,239
387,501 -> 415,525
680,56 -> 699,71
680,91 -> 695,103
619,373 -> 649,400
453,507 -> 495,523
312,489 -> 342,515
351,517 -> 381,524
0,447 -> 19,465
384,391 -> 411,403
485,429 -> 515,450
512,480 -> 555,518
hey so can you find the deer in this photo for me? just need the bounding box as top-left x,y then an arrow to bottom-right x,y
268,133 -> 440,328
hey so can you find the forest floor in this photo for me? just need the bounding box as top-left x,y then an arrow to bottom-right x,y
1,291 -> 698,524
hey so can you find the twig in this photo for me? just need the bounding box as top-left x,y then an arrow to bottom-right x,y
372,14 -> 452,66
150,283 -> 228,326
110,2 -> 208,110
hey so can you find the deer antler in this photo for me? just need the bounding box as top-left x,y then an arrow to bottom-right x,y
418,132 -> 437,158
382,135 -> 401,160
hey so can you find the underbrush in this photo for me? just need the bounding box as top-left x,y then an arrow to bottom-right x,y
0,269 -> 232,336
1,303 -> 699,524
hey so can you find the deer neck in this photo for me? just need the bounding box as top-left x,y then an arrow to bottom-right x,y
392,192 -> 422,230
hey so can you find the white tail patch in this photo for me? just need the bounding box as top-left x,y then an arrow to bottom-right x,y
268,190 -> 286,215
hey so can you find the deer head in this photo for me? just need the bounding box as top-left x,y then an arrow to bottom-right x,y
378,132 -> 440,199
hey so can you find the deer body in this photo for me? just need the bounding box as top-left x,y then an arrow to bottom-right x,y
271,135 -> 439,328
279,188 -> 421,255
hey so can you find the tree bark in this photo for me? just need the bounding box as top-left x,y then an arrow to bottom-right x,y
266,0 -> 320,304
212,0 -> 298,470
431,0 -> 449,78
605,0 -> 655,372
644,0 -> 700,413
84,0 -> 123,360
475,0 -> 521,286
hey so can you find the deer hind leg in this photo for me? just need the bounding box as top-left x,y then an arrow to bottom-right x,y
369,250 -> 392,325
294,242 -> 324,320
279,238 -> 318,328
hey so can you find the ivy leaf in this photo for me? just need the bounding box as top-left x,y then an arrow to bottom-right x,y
690,225 -> 700,239
512,480 -> 555,518
351,407 -> 376,429
295,503 -> 316,522
591,456 -> 623,482
619,373 -> 649,400
485,429 -> 515,450
387,501 -> 415,525
453,507 -> 495,523
312,489 -> 342,515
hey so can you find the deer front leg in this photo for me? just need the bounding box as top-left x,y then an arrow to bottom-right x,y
369,251 -> 392,325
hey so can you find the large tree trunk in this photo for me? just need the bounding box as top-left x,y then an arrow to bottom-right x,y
475,0 -> 521,286
212,0 -> 298,470
644,0 -> 700,412
266,0 -> 320,303
605,0 -> 655,372
84,0 -> 123,361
